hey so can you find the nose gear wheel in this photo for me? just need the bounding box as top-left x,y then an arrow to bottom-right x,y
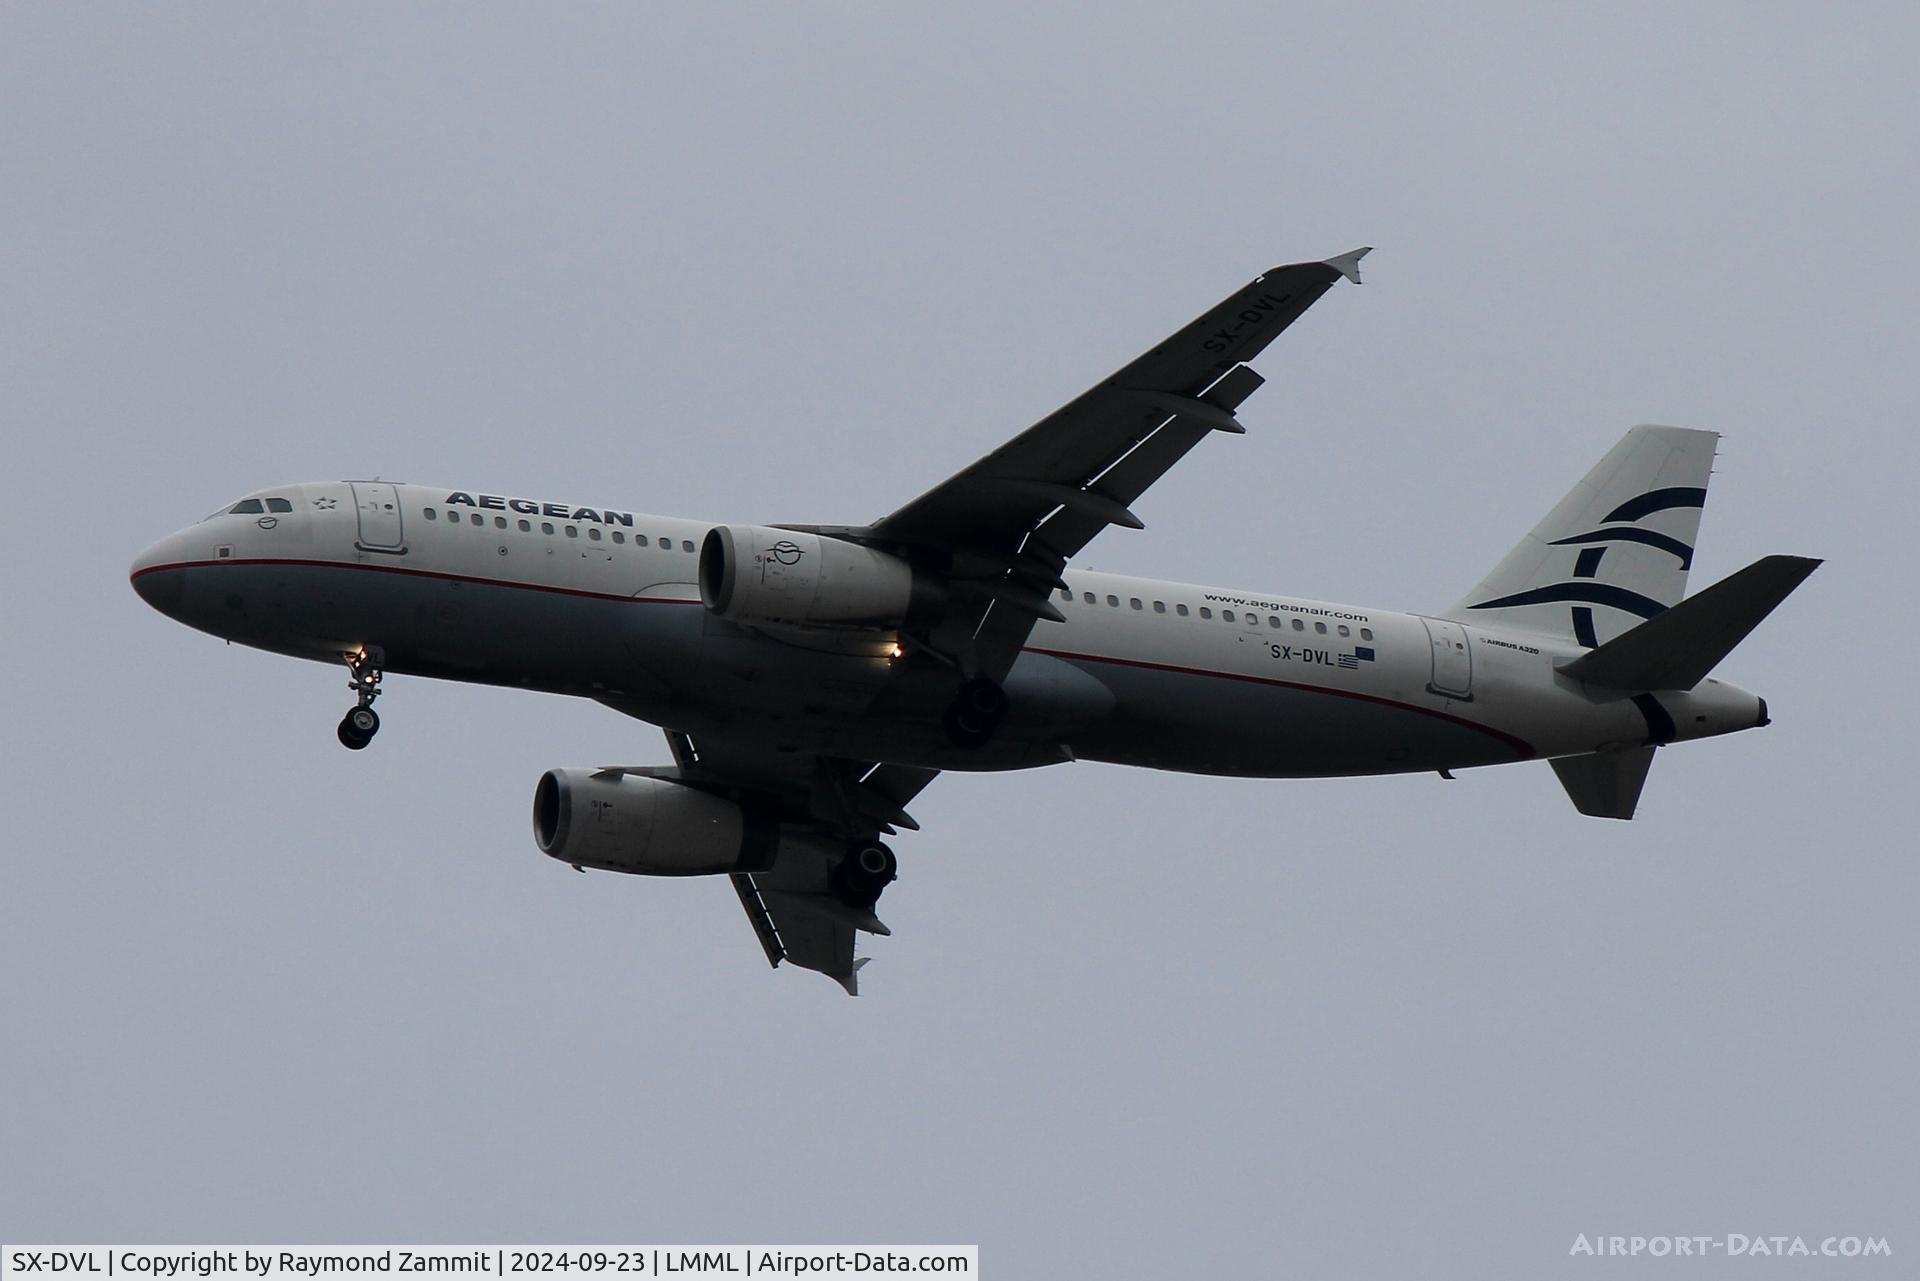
337,646 -> 385,749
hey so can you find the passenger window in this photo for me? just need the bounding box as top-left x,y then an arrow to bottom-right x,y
1246,613 -> 1258,626
495,516 -> 508,529
612,531 -> 625,544
1268,615 -> 1281,628
518,519 -> 531,532
589,527 -> 602,541
1292,618 -> 1305,631
425,508 -> 438,521
1360,628 -> 1374,641
1338,624 -> 1350,637
1199,607 -> 1212,620
565,525 -> 578,538
1130,598 -> 1142,610
682,539 -> 695,552
541,522 -> 555,535
1106,594 -> 1119,607
1059,589 -> 1073,603
228,499 -> 265,515
636,534 -> 649,547
1176,604 -> 1189,617
266,498 -> 293,513
1315,621 -> 1328,634
470,513 -> 484,526
1153,601 -> 1166,614
1222,610 -> 1235,622
1084,592 -> 1097,604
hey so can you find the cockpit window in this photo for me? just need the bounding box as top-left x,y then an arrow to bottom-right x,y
265,497 -> 293,513
228,499 -> 265,515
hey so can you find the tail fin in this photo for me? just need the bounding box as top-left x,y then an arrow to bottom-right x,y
1449,425 -> 1718,646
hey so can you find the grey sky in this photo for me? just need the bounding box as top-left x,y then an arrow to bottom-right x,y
2,4 -> 1914,1276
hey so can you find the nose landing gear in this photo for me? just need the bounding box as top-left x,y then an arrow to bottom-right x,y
336,647 -> 385,750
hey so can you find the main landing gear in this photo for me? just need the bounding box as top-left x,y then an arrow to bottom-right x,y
833,840 -> 898,910
943,675 -> 1008,749
336,646 -> 385,750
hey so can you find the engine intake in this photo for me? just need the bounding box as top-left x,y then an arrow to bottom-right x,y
533,769 -> 777,876
700,525 -> 930,628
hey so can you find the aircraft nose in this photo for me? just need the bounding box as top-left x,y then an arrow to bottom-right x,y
130,534 -> 187,615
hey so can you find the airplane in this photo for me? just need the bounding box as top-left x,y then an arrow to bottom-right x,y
130,249 -> 1819,993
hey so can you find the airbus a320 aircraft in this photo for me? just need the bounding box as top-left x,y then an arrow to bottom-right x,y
132,250 -> 1818,992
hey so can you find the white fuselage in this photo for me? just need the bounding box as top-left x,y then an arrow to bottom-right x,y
131,480 -> 1768,778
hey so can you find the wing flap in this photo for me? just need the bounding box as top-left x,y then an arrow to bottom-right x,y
731,873 -> 785,968
1025,363 -> 1269,566
972,363 -> 1271,670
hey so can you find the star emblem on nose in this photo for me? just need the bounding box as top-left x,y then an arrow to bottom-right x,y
313,497 -> 338,509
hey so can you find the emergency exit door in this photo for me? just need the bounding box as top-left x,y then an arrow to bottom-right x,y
1420,616 -> 1473,699
350,482 -> 406,552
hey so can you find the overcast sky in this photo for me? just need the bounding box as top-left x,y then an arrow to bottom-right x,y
3,4 -> 1915,1276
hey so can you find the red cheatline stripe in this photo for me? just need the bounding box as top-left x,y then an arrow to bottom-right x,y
129,557 -> 703,607
135,558 -> 1535,759
1023,644 -> 1536,759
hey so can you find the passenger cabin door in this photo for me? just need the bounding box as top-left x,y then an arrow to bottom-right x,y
351,482 -> 405,553
1420,616 -> 1473,700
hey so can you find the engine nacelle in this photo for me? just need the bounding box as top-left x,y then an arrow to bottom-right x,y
700,525 -> 927,628
533,769 -> 777,876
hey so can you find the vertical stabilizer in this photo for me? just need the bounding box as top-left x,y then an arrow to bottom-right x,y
1449,426 -> 1718,646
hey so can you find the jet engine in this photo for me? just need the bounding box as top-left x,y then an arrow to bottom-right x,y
700,525 -> 935,628
533,769 -> 777,876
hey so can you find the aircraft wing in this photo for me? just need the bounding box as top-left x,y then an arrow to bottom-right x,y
591,253 -> 1365,990
655,724 -> 938,994
871,249 -> 1368,671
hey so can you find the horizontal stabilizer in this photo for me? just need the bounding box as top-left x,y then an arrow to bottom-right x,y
1551,746 -> 1657,820
1560,555 -> 1821,691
